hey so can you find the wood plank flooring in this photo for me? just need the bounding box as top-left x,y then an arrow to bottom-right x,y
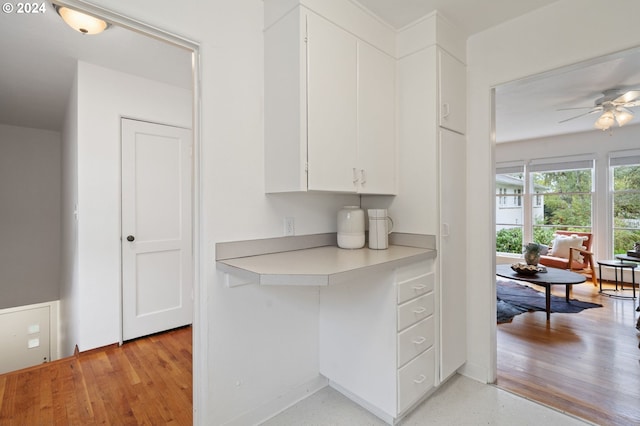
497,279 -> 640,425
0,326 -> 192,425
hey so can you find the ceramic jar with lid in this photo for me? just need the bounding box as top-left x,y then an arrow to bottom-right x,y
337,206 -> 365,249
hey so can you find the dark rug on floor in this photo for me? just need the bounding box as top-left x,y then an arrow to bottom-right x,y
497,279 -> 602,323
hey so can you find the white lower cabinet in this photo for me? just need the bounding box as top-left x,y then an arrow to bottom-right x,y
319,259 -> 436,424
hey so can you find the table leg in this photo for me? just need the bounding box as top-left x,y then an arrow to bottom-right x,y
566,285 -> 570,301
635,268 -> 640,312
545,284 -> 551,320
599,264 -> 603,293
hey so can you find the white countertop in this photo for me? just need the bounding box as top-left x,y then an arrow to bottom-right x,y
217,245 -> 436,286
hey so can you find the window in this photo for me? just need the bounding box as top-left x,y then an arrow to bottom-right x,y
496,165 -> 524,254
610,154 -> 640,255
495,159 -> 595,255
498,187 -> 507,205
529,159 -> 594,247
535,191 -> 542,207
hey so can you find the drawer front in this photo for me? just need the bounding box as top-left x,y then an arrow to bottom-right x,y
397,316 -> 434,368
395,261 -> 431,284
397,272 -> 435,305
397,347 -> 435,413
397,293 -> 434,332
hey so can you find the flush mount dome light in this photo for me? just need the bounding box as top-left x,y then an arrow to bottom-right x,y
55,5 -> 110,35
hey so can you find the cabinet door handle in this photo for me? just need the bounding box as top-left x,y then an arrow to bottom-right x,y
413,307 -> 426,314
360,169 -> 366,184
413,374 -> 427,384
412,336 -> 426,345
412,284 -> 426,291
352,168 -> 359,185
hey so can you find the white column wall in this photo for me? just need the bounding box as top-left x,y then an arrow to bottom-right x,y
465,0 -> 640,382
59,70 -> 80,358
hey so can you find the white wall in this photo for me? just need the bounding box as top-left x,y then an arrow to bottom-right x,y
0,124 -> 61,309
59,69 -> 79,357
73,61 -> 192,351
466,0 -> 640,382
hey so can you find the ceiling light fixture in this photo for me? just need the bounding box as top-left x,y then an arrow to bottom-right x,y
559,89 -> 640,133
594,103 -> 634,131
54,5 -> 110,35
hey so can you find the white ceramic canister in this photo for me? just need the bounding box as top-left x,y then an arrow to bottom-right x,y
337,206 -> 365,249
368,209 -> 393,249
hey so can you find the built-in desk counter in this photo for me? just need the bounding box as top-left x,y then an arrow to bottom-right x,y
216,233 -> 436,287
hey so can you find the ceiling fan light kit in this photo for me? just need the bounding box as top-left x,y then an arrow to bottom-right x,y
560,89 -> 640,132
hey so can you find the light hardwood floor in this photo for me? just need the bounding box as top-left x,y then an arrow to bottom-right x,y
0,326 -> 192,425
2,286 -> 637,426
497,279 -> 640,425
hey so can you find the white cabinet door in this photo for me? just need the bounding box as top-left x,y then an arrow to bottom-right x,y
438,50 -> 466,134
357,42 -> 396,195
264,7 -> 396,195
264,8 -> 307,193
439,129 -> 467,380
306,12 -> 358,192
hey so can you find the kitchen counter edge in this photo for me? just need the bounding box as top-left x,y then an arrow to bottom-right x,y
215,233 -> 436,287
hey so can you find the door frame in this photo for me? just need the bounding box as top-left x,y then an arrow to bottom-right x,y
55,1 -> 205,423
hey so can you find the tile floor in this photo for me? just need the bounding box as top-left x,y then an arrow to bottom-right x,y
262,374 -> 592,425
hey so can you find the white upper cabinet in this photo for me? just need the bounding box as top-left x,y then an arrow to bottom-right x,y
264,7 -> 396,194
438,49 -> 466,135
306,12 -> 358,192
357,42 -> 396,195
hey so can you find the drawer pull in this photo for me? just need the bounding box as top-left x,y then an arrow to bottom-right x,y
412,284 -> 427,291
412,336 -> 426,345
413,374 -> 427,384
413,307 -> 426,314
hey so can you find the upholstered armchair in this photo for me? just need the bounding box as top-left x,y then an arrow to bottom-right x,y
539,231 -> 597,286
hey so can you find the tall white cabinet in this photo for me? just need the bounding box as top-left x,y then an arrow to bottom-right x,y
394,16 -> 467,383
264,6 -> 396,194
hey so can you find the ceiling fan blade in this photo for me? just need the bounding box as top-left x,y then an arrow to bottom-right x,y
620,100 -> 640,108
557,106 -> 598,111
558,108 -> 600,124
613,90 -> 640,104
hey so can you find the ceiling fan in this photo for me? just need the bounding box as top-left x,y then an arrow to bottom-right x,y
558,89 -> 640,131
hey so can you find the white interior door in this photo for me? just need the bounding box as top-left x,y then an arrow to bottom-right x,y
121,118 -> 193,341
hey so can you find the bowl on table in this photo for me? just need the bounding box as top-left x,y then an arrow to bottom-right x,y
510,262 -> 543,276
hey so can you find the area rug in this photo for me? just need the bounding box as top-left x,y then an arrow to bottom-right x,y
497,279 -> 602,323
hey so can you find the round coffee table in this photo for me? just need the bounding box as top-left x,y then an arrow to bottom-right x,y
496,264 -> 586,320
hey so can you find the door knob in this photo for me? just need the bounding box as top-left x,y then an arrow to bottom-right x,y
127,235 -> 135,242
